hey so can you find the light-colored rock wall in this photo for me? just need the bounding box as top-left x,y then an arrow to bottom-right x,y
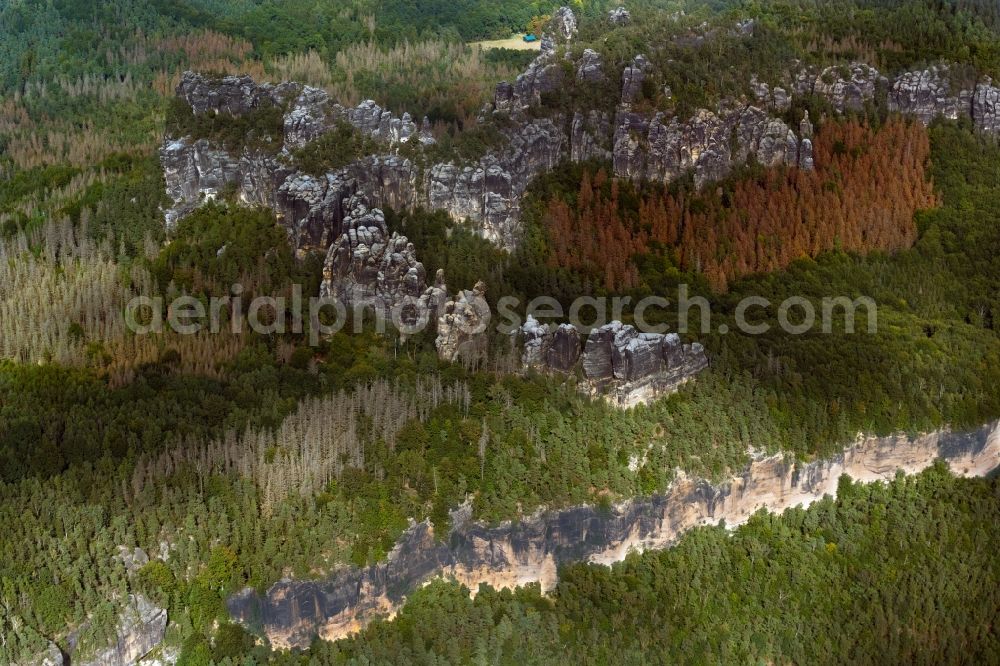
228,420 -> 1000,649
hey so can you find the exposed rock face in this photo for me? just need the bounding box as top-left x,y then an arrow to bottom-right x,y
75,595 -> 167,666
422,116 -> 569,248
570,110 -> 613,162
282,86 -> 429,151
608,7 -> 631,26
161,8 -> 814,251
274,171 -> 353,254
162,16 -> 1000,256
751,76 -> 791,112
520,320 -> 707,407
320,197 -> 430,325
436,281 -> 491,362
620,54 -> 650,104
115,547 -> 149,576
615,105 -> 808,189
887,66 -> 971,124
973,83 -> 1000,135
882,65 -> 1000,134
796,63 -> 885,112
176,72 -> 299,116
228,421 -> 1000,649
579,322 -> 707,407
520,315 -> 551,367
576,49 -> 604,83
521,318 -> 583,371
547,324 -> 582,371
159,138 -> 273,228
548,6 -> 578,44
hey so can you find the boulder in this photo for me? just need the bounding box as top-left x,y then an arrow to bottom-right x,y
608,7 -> 631,26
576,49 -> 604,83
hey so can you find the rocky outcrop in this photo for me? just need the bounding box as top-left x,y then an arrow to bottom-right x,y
972,83 -> 1000,135
570,110 -> 613,162
619,54 -> 650,105
283,86 -> 430,151
74,596 -> 167,666
576,49 -> 604,83
159,139 -> 280,229
161,8 -> 815,250
163,73 -> 569,251
580,322 -> 707,407
320,197 -> 432,327
608,7 -> 631,26
228,421 -> 1000,649
751,76 -> 791,113
798,111 -> 815,171
887,66 -> 971,124
162,13 -> 1000,257
615,104 -> 807,189
798,62 -> 1000,135
115,547 -> 150,576
435,281 -> 491,362
176,72 -> 299,116
520,319 -> 708,407
795,63 -> 885,112
546,6 -> 578,48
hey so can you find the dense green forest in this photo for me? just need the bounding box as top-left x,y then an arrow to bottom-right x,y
2,0 -> 1000,663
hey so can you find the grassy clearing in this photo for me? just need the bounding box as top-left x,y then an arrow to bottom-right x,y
470,36 -> 541,51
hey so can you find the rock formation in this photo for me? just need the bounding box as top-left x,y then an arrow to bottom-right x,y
228,421 -> 1000,649
159,7 -> 813,250
520,319 -> 708,407
435,281 -> 491,362
576,49 -> 604,83
176,72 -> 300,116
160,10 -> 1000,257
972,82 -> 1000,134
615,102 -> 807,190
792,62 -> 885,112
887,65 -> 971,124
73,595 -> 167,666
750,75 -> 791,113
320,197 -> 434,329
608,7 -> 631,26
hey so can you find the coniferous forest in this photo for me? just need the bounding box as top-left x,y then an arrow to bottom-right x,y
2,1 -> 1000,664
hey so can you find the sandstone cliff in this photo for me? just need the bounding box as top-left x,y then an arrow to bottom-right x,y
70,595 -> 167,666
227,421 -> 1000,649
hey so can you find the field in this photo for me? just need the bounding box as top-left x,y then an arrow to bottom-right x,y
470,36 -> 541,51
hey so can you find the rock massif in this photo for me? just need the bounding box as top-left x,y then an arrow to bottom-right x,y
159,7 -> 815,252
160,8 -> 1000,256
320,196 -> 436,326
521,318 -> 708,407
228,421 -> 1000,649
